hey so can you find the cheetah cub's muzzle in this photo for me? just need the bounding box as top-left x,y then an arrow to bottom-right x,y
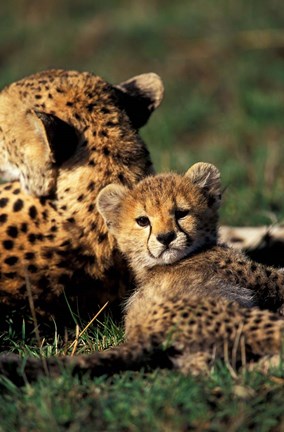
141,218 -> 194,265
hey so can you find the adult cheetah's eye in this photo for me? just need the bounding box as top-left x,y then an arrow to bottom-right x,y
136,216 -> 150,227
175,209 -> 190,220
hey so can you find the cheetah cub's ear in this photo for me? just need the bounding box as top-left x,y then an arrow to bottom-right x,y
97,184 -> 128,231
185,162 -> 221,208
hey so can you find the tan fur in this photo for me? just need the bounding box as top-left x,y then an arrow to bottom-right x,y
0,69 -> 163,322
1,163 -> 283,384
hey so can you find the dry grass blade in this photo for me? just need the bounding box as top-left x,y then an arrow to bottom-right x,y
232,322 -> 244,370
69,301 -> 109,355
25,272 -> 49,377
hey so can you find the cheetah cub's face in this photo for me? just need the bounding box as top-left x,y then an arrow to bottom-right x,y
97,162 -> 221,269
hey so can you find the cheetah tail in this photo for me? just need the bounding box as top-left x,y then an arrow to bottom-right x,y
0,339 -> 173,386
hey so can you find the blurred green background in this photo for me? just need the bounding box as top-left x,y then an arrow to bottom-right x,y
1,0 -> 284,225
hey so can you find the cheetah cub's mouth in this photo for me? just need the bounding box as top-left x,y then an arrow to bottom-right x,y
148,238 -> 193,265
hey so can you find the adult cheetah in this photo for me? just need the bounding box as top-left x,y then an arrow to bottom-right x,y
0,69 -> 163,326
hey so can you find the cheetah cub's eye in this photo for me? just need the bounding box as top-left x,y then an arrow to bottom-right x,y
175,209 -> 190,220
136,216 -> 150,227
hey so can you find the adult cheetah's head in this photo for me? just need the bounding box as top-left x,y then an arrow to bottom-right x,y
0,70 -> 164,197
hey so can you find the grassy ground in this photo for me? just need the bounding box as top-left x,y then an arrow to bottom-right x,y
1,0 -> 284,430
1,0 -> 284,226
1,317 -> 284,432
1,367 -> 284,432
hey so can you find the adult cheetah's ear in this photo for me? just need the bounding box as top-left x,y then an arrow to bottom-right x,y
97,184 -> 128,231
115,73 -> 164,129
34,111 -> 78,166
185,162 -> 221,208
21,110 -> 78,196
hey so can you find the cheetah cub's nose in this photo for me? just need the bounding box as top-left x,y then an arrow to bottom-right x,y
156,231 -> 176,246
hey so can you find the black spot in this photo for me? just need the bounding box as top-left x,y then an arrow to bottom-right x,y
25,252 -> 35,260
28,233 -> 37,244
251,264 -> 257,272
75,113 -> 81,120
13,199 -> 24,212
77,194 -> 85,202
66,101 -> 74,106
42,250 -> 53,259
0,198 -> 9,208
56,87 -> 64,93
21,223 -> 28,233
27,264 -> 38,273
4,256 -> 18,266
88,160 -> 96,167
7,226 -> 18,238
51,225 -> 58,233
106,121 -> 117,127
0,214 -> 7,225
4,184 -> 12,191
99,130 -> 108,138
39,197 -> 47,205
119,173 -> 128,185
86,103 -> 96,112
29,206 -> 38,219
87,181 -> 95,192
102,147 -> 110,156
88,204 -> 95,212
42,210 -> 48,220
98,233 -> 107,243
61,205 -> 67,211
12,188 -> 21,195
100,107 -> 111,114
265,269 -> 272,278
90,222 -> 97,230
67,217 -> 75,224
3,240 -> 14,250
64,188 -> 70,193
35,94 -> 42,99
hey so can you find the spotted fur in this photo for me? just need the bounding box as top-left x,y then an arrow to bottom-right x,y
0,163 -> 283,384
0,69 -> 163,323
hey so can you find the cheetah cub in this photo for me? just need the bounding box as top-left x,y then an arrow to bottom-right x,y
0,162 -> 283,384
98,162 -> 284,317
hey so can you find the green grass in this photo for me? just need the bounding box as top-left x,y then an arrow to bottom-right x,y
1,321 -> 284,432
1,0 -> 284,430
